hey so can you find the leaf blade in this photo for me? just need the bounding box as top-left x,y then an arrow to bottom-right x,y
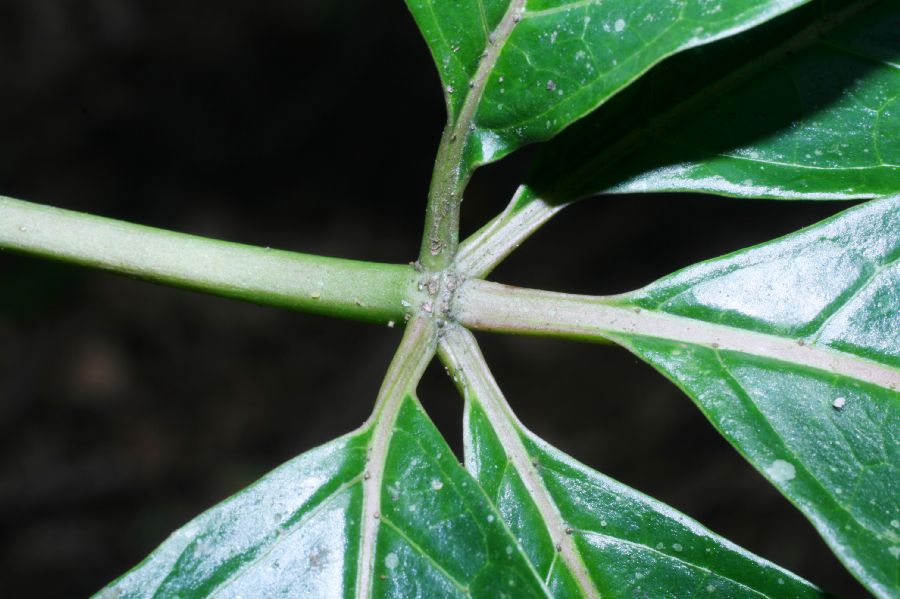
526,0 -> 900,203
458,196 -> 900,597
96,320 -> 552,599
404,0 -> 813,174
439,326 -> 826,599
96,395 -> 554,599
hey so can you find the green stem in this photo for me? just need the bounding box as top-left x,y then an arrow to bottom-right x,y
456,186 -> 564,278
419,126 -> 467,271
457,279 -> 899,389
0,195 -> 416,324
417,0 -> 527,271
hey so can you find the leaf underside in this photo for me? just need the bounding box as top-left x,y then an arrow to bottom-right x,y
97,396 -> 551,598
96,392 -> 826,599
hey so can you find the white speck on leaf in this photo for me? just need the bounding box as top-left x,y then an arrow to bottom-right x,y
832,397 -> 846,410
767,460 -> 796,483
385,553 -> 399,570
614,19 -> 626,32
431,479 -> 444,491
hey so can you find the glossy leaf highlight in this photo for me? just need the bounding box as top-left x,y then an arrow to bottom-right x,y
404,0 -> 811,174
610,196 -> 900,597
527,0 -> 900,203
96,396 -> 551,598
439,327 -> 826,598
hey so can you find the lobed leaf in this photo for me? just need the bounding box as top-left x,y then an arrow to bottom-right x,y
526,0 -> 900,203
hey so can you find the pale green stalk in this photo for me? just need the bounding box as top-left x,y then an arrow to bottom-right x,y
0,196 -> 415,324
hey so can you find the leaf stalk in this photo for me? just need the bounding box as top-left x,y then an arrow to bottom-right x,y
0,195 -> 416,325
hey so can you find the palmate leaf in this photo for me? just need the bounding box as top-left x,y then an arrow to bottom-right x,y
458,196 -> 900,596
403,0 -> 811,173
99,340 -> 829,598
526,0 -> 900,203
440,328 -> 826,599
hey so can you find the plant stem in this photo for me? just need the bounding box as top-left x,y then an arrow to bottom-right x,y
456,186 -> 564,278
417,0 -> 526,271
419,126 -> 467,271
0,195 -> 416,324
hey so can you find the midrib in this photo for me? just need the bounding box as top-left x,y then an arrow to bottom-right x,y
459,280 -> 900,391
439,327 -> 602,599
355,318 -> 436,598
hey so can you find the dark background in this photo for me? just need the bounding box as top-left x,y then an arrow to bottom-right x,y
0,2 -> 868,597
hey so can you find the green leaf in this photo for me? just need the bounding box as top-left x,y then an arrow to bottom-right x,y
439,327 -> 826,598
96,395 -> 554,598
527,0 -> 900,203
607,197 -> 900,596
95,320 -> 551,598
457,197 -> 899,597
404,0 -> 811,174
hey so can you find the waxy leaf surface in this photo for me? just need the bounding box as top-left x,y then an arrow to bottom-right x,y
438,328 -> 824,598
95,396 -> 551,598
527,0 -> 900,203
608,197 -> 900,597
404,0 -> 810,173
464,394 -> 826,598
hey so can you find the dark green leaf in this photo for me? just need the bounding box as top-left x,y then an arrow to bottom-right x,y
472,405 -> 827,598
606,196 -> 900,597
404,0 -> 811,174
95,396 -> 552,598
439,328 -> 826,598
527,0 -> 900,202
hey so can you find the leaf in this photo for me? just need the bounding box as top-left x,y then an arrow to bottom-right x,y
403,0 -> 811,174
439,327 -> 826,599
96,395 -> 553,598
95,320 -> 552,598
603,197 -> 900,597
457,197 -> 899,597
526,0 -> 900,203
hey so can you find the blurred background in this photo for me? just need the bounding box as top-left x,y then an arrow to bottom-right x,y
0,1 -> 868,597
